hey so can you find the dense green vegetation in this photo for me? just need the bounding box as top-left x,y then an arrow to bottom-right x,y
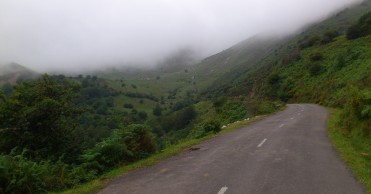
0,74 -> 274,193
328,109 -> 371,193
0,1 -> 370,193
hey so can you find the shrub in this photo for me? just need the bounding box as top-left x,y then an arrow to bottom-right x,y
202,120 -> 221,134
153,104 -> 162,116
335,55 -> 346,69
81,124 -> 157,171
281,49 -> 301,65
268,73 -> 281,85
321,31 -> 338,44
346,12 -> 371,40
138,111 -> 148,120
188,119 -> 221,139
123,103 -> 134,109
123,124 -> 157,159
81,130 -> 133,172
246,98 -> 277,116
160,106 -> 196,132
308,63 -> 324,76
0,150 -> 102,193
309,52 -> 324,62
212,97 -> 227,108
300,36 -> 321,49
0,151 -> 69,193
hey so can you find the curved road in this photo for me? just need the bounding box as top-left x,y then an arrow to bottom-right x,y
99,104 -> 365,194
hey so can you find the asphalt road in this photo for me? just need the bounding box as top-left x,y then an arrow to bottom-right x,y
99,104 -> 365,194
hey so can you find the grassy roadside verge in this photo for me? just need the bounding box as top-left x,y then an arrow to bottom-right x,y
328,109 -> 371,194
56,115 -> 267,194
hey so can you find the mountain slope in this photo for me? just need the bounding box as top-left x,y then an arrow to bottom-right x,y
201,0 -> 371,97
0,63 -> 39,85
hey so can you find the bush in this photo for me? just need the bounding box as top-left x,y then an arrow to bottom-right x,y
217,101 -> 248,123
202,120 -> 221,134
212,97 -> 227,108
339,87 -> 371,137
335,55 -> 346,69
188,119 -> 221,139
123,103 -> 134,109
268,73 -> 281,85
246,98 -> 277,116
321,31 -> 338,44
153,104 -> 162,116
123,124 -> 157,159
309,52 -> 324,62
346,12 -> 371,40
160,106 -> 196,132
281,49 -> 301,65
308,63 -> 324,76
0,150 -> 102,193
0,151 -> 68,193
300,36 -> 320,49
81,130 -> 132,172
81,124 -> 157,172
138,111 -> 148,120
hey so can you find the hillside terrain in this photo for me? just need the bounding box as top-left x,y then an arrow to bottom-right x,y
0,63 -> 39,84
0,1 -> 370,193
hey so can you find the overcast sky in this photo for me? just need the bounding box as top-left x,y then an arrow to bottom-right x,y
0,0 -> 363,72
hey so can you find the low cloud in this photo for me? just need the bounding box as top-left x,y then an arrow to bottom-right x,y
0,0 -> 363,72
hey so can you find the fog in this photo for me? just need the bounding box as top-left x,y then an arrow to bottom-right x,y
0,0 -> 363,73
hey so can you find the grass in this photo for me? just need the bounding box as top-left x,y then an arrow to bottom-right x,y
55,114 -> 267,194
103,69 -> 202,116
328,109 -> 371,194
113,96 -> 156,114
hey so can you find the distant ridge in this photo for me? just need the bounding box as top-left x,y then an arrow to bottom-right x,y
0,63 -> 39,85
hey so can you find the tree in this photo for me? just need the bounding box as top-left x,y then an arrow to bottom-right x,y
0,74 -> 82,160
2,83 -> 13,95
138,111 -> 148,120
123,103 -> 134,109
308,63 -> 324,76
153,104 -> 162,116
347,12 -> 371,40
0,90 -> 4,102
299,36 -> 320,49
321,31 -> 338,44
161,106 -> 196,132
268,73 -> 281,85
309,52 -> 324,62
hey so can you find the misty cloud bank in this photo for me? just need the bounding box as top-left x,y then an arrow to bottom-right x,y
0,0 -> 363,72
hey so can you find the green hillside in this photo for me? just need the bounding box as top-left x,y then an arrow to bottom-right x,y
202,0 -> 371,97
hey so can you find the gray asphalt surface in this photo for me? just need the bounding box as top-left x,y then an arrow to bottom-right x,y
99,104 -> 365,194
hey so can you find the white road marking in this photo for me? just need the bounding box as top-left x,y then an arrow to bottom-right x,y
279,124 -> 284,128
218,186 -> 228,194
257,138 -> 267,148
